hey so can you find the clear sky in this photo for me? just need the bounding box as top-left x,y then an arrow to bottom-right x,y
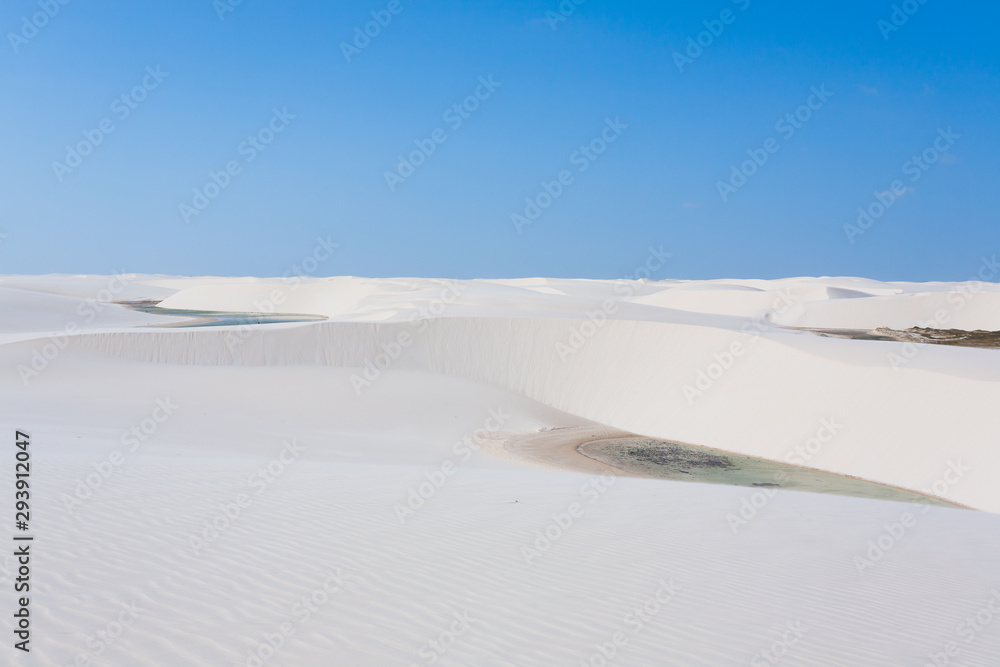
1,0 -> 997,282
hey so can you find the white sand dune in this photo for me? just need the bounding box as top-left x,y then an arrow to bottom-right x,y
2,274 -> 999,665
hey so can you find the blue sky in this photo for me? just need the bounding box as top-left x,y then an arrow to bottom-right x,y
1,0 -> 997,281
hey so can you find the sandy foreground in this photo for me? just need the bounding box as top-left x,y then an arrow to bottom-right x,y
1,273 -> 1000,666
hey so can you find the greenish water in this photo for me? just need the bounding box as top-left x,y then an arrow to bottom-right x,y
580,437 -> 962,508
121,301 -> 327,328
